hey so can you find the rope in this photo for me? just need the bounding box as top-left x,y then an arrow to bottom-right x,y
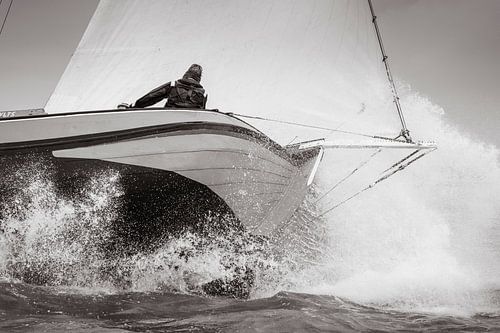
227,112 -> 405,143
0,0 -> 13,38
317,147 -> 436,217
315,148 -> 381,204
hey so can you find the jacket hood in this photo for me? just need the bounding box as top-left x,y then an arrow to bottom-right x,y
182,64 -> 202,83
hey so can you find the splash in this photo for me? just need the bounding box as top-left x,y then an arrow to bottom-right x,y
0,162 -> 285,297
280,89 -> 500,315
0,161 -> 123,287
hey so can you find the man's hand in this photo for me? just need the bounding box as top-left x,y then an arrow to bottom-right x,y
117,103 -> 132,109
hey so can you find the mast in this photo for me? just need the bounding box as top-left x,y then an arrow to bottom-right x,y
367,0 -> 412,143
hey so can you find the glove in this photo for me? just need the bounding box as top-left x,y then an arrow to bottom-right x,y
117,103 -> 132,109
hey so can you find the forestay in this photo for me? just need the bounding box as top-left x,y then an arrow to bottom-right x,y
46,0 -> 403,145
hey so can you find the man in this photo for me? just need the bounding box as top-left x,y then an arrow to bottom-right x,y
129,64 -> 207,109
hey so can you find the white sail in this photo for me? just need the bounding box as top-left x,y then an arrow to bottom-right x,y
46,0 -> 402,144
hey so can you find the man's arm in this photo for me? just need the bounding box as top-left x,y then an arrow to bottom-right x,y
133,82 -> 172,108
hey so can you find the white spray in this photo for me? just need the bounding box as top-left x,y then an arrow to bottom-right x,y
276,89 -> 500,315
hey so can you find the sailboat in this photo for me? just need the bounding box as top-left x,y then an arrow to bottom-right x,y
0,0 -> 434,241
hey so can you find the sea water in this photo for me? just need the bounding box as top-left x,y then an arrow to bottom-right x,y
1,91 -> 500,332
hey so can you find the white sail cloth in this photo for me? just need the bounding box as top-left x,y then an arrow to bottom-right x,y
46,0 -> 402,144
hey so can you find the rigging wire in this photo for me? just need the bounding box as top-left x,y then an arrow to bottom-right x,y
227,112 -> 406,143
315,148 -> 382,204
0,0 -> 13,38
381,149 -> 419,174
317,147 -> 436,217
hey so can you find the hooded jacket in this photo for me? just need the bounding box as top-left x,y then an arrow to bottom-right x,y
133,65 -> 206,109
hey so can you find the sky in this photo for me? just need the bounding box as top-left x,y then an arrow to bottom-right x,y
376,0 -> 500,148
0,0 -> 498,147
